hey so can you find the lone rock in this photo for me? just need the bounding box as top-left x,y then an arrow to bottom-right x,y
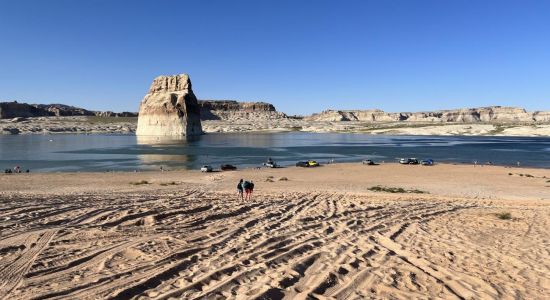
136,74 -> 202,136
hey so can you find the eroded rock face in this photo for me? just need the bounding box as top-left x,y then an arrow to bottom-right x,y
0,102 -> 50,119
198,100 -> 285,121
136,74 -> 202,136
305,106 -> 546,123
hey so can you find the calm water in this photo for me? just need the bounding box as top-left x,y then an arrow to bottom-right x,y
0,133 -> 549,172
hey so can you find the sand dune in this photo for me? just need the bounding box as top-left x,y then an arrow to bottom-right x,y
0,164 -> 549,299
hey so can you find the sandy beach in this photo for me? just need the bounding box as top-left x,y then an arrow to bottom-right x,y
0,163 -> 549,299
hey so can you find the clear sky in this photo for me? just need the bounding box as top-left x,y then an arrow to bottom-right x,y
1,0 -> 549,115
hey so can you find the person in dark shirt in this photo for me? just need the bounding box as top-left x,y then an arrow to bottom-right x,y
237,179 -> 244,200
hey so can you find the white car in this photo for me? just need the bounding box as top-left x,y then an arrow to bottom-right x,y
200,165 -> 213,172
263,162 -> 278,168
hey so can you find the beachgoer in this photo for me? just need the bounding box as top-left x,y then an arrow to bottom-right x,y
14,166 -> 21,173
249,181 -> 255,200
517,161 -> 520,167
237,179 -> 244,200
243,180 -> 252,200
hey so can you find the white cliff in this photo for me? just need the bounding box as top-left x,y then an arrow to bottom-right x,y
136,74 -> 202,136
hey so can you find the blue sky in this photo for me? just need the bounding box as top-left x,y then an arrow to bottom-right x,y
1,0 -> 549,115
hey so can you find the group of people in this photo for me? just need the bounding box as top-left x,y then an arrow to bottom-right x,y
4,166 -> 29,174
237,179 -> 254,200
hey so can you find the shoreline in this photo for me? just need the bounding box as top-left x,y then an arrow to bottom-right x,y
2,160 -> 549,175
2,115 -> 550,136
2,162 -> 548,201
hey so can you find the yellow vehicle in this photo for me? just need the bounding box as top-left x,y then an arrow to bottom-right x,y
307,160 -> 319,167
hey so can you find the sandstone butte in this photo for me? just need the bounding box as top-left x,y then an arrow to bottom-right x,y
136,74 -> 202,136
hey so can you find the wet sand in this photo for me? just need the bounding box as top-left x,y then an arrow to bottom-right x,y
0,163 -> 548,299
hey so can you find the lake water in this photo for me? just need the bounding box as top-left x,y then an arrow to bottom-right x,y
0,133 -> 549,172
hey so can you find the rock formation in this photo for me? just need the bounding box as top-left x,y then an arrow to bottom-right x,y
0,101 -> 138,119
94,111 -> 138,117
34,104 -> 95,116
0,102 -> 50,119
305,106 -> 548,123
136,74 -> 202,136
198,100 -> 285,121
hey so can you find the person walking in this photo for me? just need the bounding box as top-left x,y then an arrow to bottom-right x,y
237,179 -> 244,200
243,180 -> 252,201
249,181 -> 255,200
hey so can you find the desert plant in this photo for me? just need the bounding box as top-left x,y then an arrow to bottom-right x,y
159,181 -> 177,186
368,186 -> 427,194
496,212 -> 512,220
130,180 -> 150,185
278,177 -> 289,181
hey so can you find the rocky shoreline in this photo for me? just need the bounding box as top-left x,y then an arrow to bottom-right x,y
2,115 -> 550,136
0,116 -> 136,135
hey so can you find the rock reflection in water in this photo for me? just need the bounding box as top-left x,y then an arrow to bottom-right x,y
136,135 -> 201,169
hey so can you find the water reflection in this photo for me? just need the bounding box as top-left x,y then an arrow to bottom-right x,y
135,135 -> 201,169
1,133 -> 549,172
136,135 -> 200,146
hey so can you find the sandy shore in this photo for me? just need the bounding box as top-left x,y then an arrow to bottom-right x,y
0,163 -> 549,299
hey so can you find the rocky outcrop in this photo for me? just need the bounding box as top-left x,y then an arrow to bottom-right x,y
0,102 -> 50,119
1,101 -> 138,119
34,104 -> 95,116
136,74 -> 202,136
306,106 -> 547,123
198,100 -> 286,121
94,111 -> 138,117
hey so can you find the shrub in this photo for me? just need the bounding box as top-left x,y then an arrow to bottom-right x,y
278,177 -> 289,181
496,212 -> 512,220
159,181 -> 177,186
130,180 -> 150,185
368,186 -> 427,194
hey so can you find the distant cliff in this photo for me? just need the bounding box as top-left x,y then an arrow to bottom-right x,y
0,101 -> 137,119
305,106 -> 550,123
198,100 -> 286,121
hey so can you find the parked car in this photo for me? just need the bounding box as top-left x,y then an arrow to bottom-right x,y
421,159 -> 434,166
220,164 -> 237,171
296,160 -> 320,167
307,160 -> 320,167
399,158 -> 419,165
264,161 -> 278,168
200,165 -> 213,172
399,158 -> 410,164
296,161 -> 309,167
362,159 -> 378,165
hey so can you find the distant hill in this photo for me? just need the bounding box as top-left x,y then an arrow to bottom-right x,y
2,100 -> 549,124
0,101 -> 137,119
